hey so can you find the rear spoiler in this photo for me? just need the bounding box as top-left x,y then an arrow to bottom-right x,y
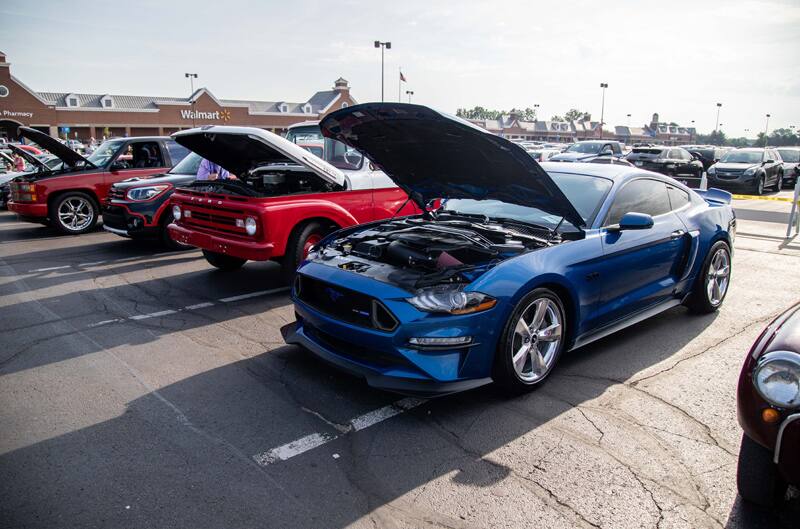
695,187 -> 732,205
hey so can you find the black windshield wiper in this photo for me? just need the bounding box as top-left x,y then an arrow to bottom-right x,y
488,216 -> 556,234
436,210 -> 490,223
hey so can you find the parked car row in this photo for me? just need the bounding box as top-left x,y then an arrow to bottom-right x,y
6,102 -> 798,508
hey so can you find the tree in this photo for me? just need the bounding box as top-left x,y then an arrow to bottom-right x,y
550,114 -> 564,122
695,130 -> 727,146
564,109 -> 591,122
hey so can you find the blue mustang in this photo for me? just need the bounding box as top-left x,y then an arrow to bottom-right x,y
282,103 -> 736,396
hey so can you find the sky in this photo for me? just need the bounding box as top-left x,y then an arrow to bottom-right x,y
1,0 -> 798,137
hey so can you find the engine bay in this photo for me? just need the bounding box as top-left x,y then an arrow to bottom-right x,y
313,215 -> 562,289
186,164 -> 342,197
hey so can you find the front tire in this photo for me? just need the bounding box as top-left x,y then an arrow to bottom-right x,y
772,171 -> 783,192
686,240 -> 731,313
736,434 -> 787,507
493,288 -> 566,394
282,221 -> 329,279
202,250 -> 246,271
753,174 -> 765,196
52,192 -> 98,234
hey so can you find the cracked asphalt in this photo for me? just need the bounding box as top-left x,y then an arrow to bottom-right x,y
1,194 -> 799,529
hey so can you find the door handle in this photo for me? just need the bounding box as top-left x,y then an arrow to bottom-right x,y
670,230 -> 686,240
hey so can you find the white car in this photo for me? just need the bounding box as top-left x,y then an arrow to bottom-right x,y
527,149 -> 561,162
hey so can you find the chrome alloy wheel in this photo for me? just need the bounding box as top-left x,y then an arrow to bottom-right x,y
511,297 -> 562,383
58,197 -> 94,232
706,247 -> 731,306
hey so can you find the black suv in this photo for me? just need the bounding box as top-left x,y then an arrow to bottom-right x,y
776,147 -> 799,187
684,145 -> 729,171
626,146 -> 705,187
707,148 -> 784,195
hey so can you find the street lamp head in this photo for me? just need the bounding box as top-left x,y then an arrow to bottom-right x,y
184,72 -> 197,78
766,114 -> 771,118
600,83 -> 608,88
716,102 -> 722,107
385,42 -> 391,49
374,41 -> 380,48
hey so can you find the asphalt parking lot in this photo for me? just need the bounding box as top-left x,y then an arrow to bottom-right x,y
1,192 -> 799,529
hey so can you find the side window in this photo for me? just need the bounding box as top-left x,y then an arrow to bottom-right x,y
129,141 -> 165,168
165,141 -> 190,166
667,185 -> 690,210
605,179 -> 671,226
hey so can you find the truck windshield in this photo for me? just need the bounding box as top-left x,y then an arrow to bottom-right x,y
87,140 -> 125,166
286,125 -> 363,170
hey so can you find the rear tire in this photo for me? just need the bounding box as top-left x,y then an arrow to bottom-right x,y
282,221 -> 329,279
736,434 -> 787,507
493,288 -> 566,394
202,250 -> 246,271
772,171 -> 783,191
52,192 -> 98,234
753,174 -> 765,196
686,240 -> 731,313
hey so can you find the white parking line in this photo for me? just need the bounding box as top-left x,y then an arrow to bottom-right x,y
27,251 -> 190,273
219,287 -> 288,303
27,265 -> 71,273
86,287 -> 290,328
252,398 -> 425,466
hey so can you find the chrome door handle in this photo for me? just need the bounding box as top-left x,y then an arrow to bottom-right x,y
671,230 -> 686,240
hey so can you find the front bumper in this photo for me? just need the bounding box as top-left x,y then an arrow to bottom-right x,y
282,262 -> 502,396
168,222 -> 275,260
8,201 -> 48,220
707,173 -> 756,190
102,205 -> 158,239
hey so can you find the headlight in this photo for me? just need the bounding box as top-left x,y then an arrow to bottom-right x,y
743,166 -> 757,176
407,285 -> 496,315
126,185 -> 169,201
708,166 -> 716,175
753,350 -> 800,408
245,216 -> 257,236
172,204 -> 182,220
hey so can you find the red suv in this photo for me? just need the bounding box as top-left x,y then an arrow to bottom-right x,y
168,125 -> 418,276
8,127 -> 188,234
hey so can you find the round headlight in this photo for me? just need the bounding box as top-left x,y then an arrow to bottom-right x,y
172,205 -> 182,220
244,216 -> 257,236
753,351 -> 800,408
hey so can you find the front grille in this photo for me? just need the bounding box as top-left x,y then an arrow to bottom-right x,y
307,326 -> 409,369
296,274 -> 398,332
176,198 -> 249,237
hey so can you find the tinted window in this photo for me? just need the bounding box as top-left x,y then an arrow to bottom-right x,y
165,141 -> 190,165
667,185 -> 690,210
128,141 -> 164,168
606,179 -> 671,225
777,149 -> 800,163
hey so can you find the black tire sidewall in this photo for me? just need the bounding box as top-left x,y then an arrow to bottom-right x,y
736,433 -> 787,507
160,211 -> 191,250
53,192 -> 98,234
283,221 -> 326,278
493,287 -> 566,393
688,240 -> 731,313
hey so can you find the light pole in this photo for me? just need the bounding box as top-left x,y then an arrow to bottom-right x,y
185,73 -> 198,127
626,113 -> 631,127
534,103 -> 540,121
764,113 -> 771,147
690,120 -> 695,142
715,102 -> 722,132
599,83 -> 608,139
374,41 -> 391,102
405,90 -> 414,103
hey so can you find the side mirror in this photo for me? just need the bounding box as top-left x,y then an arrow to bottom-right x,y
764,159 -> 775,164
609,212 -> 654,232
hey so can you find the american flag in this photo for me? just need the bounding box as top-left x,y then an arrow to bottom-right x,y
400,70 -> 407,82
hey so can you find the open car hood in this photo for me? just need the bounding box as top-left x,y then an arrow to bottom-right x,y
17,127 -> 94,168
172,126 -> 345,187
6,143 -> 48,172
319,103 -> 585,227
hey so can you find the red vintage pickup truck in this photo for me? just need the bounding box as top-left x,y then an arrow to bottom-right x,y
168,124 -> 418,276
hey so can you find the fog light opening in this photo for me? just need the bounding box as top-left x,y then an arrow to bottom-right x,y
409,336 -> 473,347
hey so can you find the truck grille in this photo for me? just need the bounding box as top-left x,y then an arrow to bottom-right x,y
174,192 -> 251,237
295,274 -> 398,332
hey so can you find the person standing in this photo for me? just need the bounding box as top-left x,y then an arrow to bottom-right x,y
196,158 -> 233,180
13,153 -> 25,172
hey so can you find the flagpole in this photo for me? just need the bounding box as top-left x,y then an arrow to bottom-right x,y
398,67 -> 401,102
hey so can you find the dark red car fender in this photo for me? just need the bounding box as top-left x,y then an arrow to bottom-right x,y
259,199 -> 359,256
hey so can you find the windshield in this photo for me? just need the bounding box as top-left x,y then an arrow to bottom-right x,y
286,124 -> 363,170
566,143 -> 603,154
720,151 -> 763,164
441,172 -> 612,229
169,152 -> 203,174
87,139 -> 125,166
778,149 -> 800,163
